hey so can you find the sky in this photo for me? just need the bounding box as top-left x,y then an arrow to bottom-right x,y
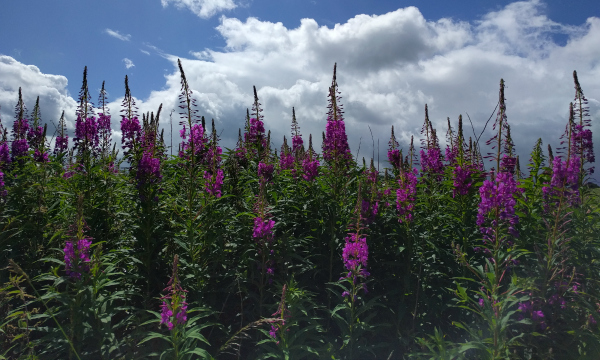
0,0 -> 599,181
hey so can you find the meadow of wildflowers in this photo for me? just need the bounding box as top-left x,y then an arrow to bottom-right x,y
0,62 -> 599,360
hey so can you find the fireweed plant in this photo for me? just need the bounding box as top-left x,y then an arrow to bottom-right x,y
141,254 -> 215,360
1,63 -> 600,359
330,182 -> 380,359
320,64 -> 357,316
258,279 -> 325,359
28,195 -> 129,359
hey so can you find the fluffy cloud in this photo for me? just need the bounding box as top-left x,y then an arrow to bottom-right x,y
161,0 -> 237,19
105,29 -> 132,42
2,1 -> 599,182
147,0 -> 599,180
0,55 -> 78,137
123,58 -> 135,69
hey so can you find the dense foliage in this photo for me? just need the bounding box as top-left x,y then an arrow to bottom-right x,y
1,62 -> 599,359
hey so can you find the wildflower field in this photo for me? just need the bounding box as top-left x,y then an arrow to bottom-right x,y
0,61 -> 599,359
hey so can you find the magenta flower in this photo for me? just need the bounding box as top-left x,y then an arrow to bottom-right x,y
27,125 -> 44,149
258,161 -> 274,182
388,149 -> 401,170
33,149 -> 49,163
542,155 -> 580,210
396,168 -> 418,223
179,123 -> 207,159
0,142 -> 10,167
244,117 -> 267,156
54,135 -> 69,155
387,126 -> 401,170
342,233 -> 369,273
12,118 -> 29,141
11,139 -> 29,161
74,115 -> 100,154
98,113 -> 112,149
160,302 -> 173,329
361,199 -> 379,224
280,153 -> 294,171
203,145 -> 223,168
419,148 -> 443,175
452,165 -> 474,197
477,171 -> 520,242
64,237 -> 92,279
322,119 -> 352,165
175,302 -> 188,324
292,135 -> 303,153
548,293 -> 567,309
160,255 -> 189,330
137,150 -> 162,188
204,169 -> 224,198
120,116 -> 141,158
445,146 -> 458,165
572,123 -> 595,168
269,325 -> 278,339
518,301 -> 532,314
253,217 -> 275,241
302,156 -> 319,182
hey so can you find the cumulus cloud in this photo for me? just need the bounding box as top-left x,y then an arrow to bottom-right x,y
139,0 -> 599,181
2,1 -> 600,181
105,28 -> 132,41
123,58 -> 135,69
161,0 -> 237,19
0,55 -> 78,137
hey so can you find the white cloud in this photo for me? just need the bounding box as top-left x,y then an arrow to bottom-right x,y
105,28 -> 131,41
140,49 -> 151,55
0,55 -> 78,136
161,0 -> 237,19
151,0 -> 599,181
2,1 -> 600,182
123,58 -> 135,69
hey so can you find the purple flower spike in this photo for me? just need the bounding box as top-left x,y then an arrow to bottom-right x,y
452,165 -> 474,197
54,135 -> 69,155
121,116 -> 141,157
0,142 -> 11,167
258,162 -> 274,182
137,150 -> 162,187
477,171 -> 520,243
388,149 -> 401,170
280,153 -> 294,171
204,169 -> 224,198
253,217 -> 275,240
292,135 -> 303,153
420,148 -> 443,175
532,310 -> 544,321
396,168 -> 418,223
322,119 -> 352,165
64,236 -> 92,280
74,115 -> 100,154
11,139 -> 29,161
342,233 -> 369,273
302,156 -> 320,182
33,149 -> 49,163
160,255 -> 189,330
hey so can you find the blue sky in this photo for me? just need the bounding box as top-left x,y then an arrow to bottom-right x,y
1,0 -> 599,180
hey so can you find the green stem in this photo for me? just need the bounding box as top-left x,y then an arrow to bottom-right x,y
8,260 -> 82,360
